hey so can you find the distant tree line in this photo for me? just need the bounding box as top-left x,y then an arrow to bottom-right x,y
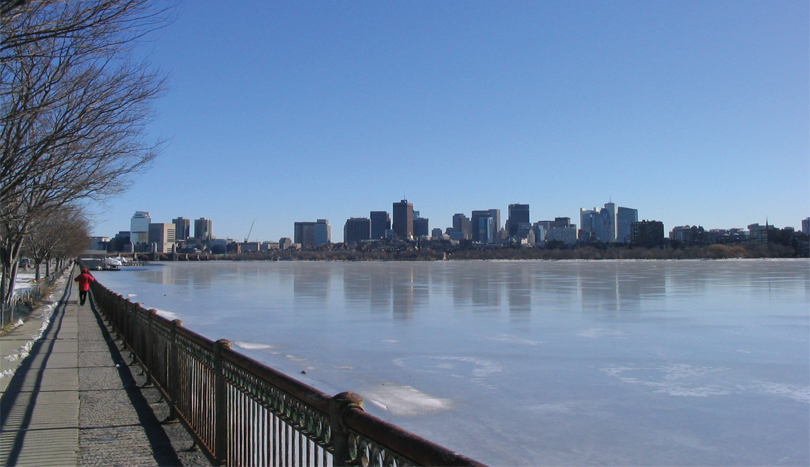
209,242 -> 803,262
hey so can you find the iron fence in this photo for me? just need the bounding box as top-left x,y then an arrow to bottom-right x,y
89,275 -> 486,467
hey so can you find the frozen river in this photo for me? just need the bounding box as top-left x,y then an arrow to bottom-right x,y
94,259 -> 809,466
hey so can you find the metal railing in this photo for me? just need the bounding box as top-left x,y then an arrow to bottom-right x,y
89,277 -> 486,467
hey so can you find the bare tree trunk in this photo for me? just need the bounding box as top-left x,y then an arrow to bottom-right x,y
0,1 -> 172,307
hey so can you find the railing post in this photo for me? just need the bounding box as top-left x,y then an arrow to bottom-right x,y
214,339 -> 232,465
166,319 -> 183,422
130,302 -> 141,364
329,391 -> 364,466
142,309 -> 159,386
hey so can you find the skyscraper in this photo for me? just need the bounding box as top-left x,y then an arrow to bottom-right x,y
507,204 -> 530,237
580,202 -> 626,242
488,209 -> 501,234
172,217 -> 190,241
478,216 -> 495,244
617,207 -> 639,243
631,220 -> 664,247
148,223 -> 176,253
579,208 -> 600,241
344,218 -> 371,244
392,199 -> 414,239
370,211 -> 391,239
452,213 -> 472,239
471,210 -> 498,243
413,217 -> 429,238
295,220 -> 331,247
294,221 -> 315,247
130,211 -> 151,244
194,218 -> 212,241
314,219 -> 331,246
601,202 -> 616,242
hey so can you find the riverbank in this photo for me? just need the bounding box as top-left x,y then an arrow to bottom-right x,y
131,242 -> 805,262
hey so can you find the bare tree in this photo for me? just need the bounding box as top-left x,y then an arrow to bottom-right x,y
24,204 -> 89,280
1,1 -> 172,62
0,0 -> 171,306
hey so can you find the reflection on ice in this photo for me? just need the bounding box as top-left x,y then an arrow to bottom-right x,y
92,259 -> 810,466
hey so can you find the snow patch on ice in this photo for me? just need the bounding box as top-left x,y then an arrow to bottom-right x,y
525,402 -> 577,414
364,384 -> 452,416
433,356 -> 502,378
394,355 -> 501,388
155,309 -> 178,320
605,364 -> 810,402
285,354 -> 307,364
602,363 -> 731,397
578,328 -> 625,339
234,341 -> 274,350
488,334 -> 542,346
0,369 -> 15,378
758,382 -> 810,404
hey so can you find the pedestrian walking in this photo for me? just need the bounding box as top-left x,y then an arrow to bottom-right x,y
74,268 -> 95,306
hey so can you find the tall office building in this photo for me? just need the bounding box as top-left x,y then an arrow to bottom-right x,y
580,202 -> 625,242
802,217 -> 809,235
488,209 -> 501,234
295,220 -> 330,247
130,211 -> 151,244
616,207 -> 638,243
194,218 -> 212,241
601,202 -> 616,242
344,218 -> 371,244
294,221 -> 315,247
579,208 -> 600,241
452,213 -> 472,239
477,216 -> 495,244
413,217 -> 430,238
471,210 -> 497,243
148,223 -> 176,253
631,220 -> 664,248
172,217 -> 190,241
507,204 -> 530,237
392,199 -> 414,239
370,211 -> 391,239
314,219 -> 331,246
546,224 -> 578,245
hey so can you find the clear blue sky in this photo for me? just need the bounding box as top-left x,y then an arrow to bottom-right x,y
90,0 -> 809,243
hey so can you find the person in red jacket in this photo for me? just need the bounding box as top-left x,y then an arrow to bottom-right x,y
74,268 -> 95,306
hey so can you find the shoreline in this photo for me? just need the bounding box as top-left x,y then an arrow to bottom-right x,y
125,243 -> 808,263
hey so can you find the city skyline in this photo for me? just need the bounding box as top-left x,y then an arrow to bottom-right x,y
104,198 -> 808,246
88,2 -> 808,242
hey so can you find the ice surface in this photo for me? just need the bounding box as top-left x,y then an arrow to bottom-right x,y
95,259 -> 810,466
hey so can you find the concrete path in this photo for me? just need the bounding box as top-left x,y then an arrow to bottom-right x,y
1,268 -> 210,466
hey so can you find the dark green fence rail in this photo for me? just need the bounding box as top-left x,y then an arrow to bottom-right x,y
89,275 -> 486,467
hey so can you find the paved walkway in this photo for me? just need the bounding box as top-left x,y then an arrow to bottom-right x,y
1,268 -> 210,466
